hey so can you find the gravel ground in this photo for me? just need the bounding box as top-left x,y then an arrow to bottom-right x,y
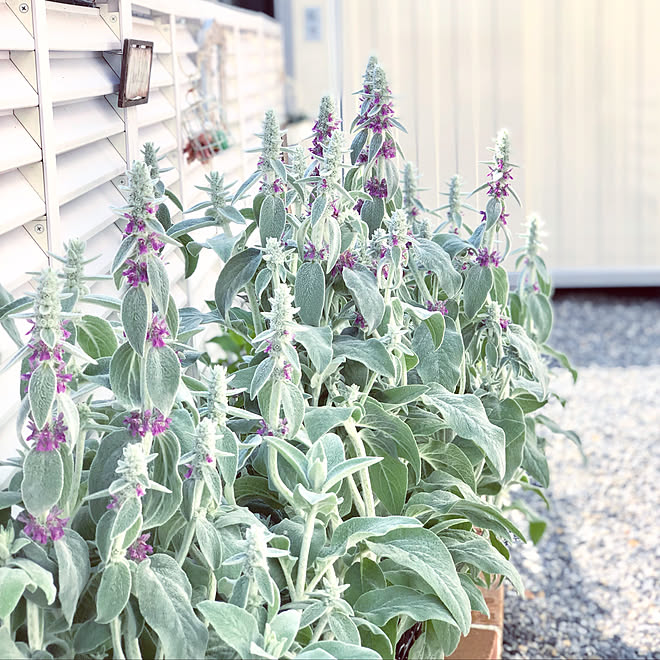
503,293 -> 660,660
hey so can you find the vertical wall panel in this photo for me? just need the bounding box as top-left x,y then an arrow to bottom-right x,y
290,0 -> 660,282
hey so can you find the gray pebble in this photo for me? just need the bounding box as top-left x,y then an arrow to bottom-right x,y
503,294 -> 660,659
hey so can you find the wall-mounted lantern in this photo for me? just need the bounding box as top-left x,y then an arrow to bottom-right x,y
118,39 -> 154,108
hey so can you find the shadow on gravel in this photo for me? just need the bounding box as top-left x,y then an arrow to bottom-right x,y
502,494 -> 657,660
549,289 -> 660,368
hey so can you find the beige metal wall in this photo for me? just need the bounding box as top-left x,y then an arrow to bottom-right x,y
287,0 -> 660,284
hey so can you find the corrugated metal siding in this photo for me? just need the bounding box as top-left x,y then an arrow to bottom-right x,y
0,0 -> 286,461
287,0 -> 660,284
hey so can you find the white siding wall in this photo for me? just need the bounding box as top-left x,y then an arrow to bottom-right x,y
0,0 -> 286,463
284,0 -> 660,286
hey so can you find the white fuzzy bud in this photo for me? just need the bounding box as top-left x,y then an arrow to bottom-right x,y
115,442 -> 156,490
291,145 -> 307,180
320,130 -> 344,185
34,269 -> 62,335
263,237 -> 287,270
208,365 -> 228,426
260,109 -> 282,165
494,129 -> 511,164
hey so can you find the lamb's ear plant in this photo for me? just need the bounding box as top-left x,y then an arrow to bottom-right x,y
0,56 -> 578,660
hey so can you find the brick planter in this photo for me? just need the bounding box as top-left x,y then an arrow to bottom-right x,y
447,584 -> 504,660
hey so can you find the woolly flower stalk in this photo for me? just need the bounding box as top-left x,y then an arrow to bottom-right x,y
126,160 -> 158,219
61,238 -> 89,297
291,144 -> 307,181
182,418 -> 218,479
142,142 -> 160,180
207,171 -> 230,214
494,129 -> 511,165
356,59 -> 395,134
21,270 -> 73,394
523,214 -> 547,258
263,237 -> 287,270
388,209 -> 412,249
207,365 -> 229,425
264,284 -> 297,338
319,130 -> 345,186
402,162 -> 418,217
259,109 -> 282,167
363,55 -> 379,92
33,269 -> 63,340
311,95 -> 340,163
447,175 -> 463,220
114,442 -> 157,499
245,524 -> 270,571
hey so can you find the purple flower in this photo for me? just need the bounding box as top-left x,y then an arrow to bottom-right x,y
480,211 -> 487,223
356,95 -> 395,134
499,211 -> 509,225
26,413 -> 67,452
272,178 -> 284,194
124,409 -> 171,438
145,203 -> 159,215
533,282 -> 540,292
150,411 -> 171,436
124,217 -> 146,236
282,362 -> 293,381
127,533 -> 153,562
257,419 -> 273,436
330,250 -> 357,277
354,313 -> 367,329
353,199 -> 365,214
135,484 -> 146,498
256,418 -> 289,437
21,329 -> 72,395
184,464 -> 194,479
146,315 -> 170,348
303,241 -> 328,262
107,496 -> 119,510
137,233 -> 164,255
380,139 -> 396,159
19,506 -> 69,544
425,300 -> 448,316
310,111 -> 340,163
365,176 -> 388,199
122,260 -> 149,287
476,248 -> 501,268
499,318 -> 510,331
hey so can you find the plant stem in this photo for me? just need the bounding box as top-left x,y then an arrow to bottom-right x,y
69,427 -> 86,516
26,601 -> 43,651
246,282 -> 263,335
295,504 -> 318,600
307,557 -> 337,592
268,444 -> 294,503
125,637 -> 142,660
359,372 -> 378,406
224,481 -> 236,506
345,474 -> 366,517
175,479 -> 204,565
344,419 -> 376,516
310,611 -> 332,644
110,617 -> 126,660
